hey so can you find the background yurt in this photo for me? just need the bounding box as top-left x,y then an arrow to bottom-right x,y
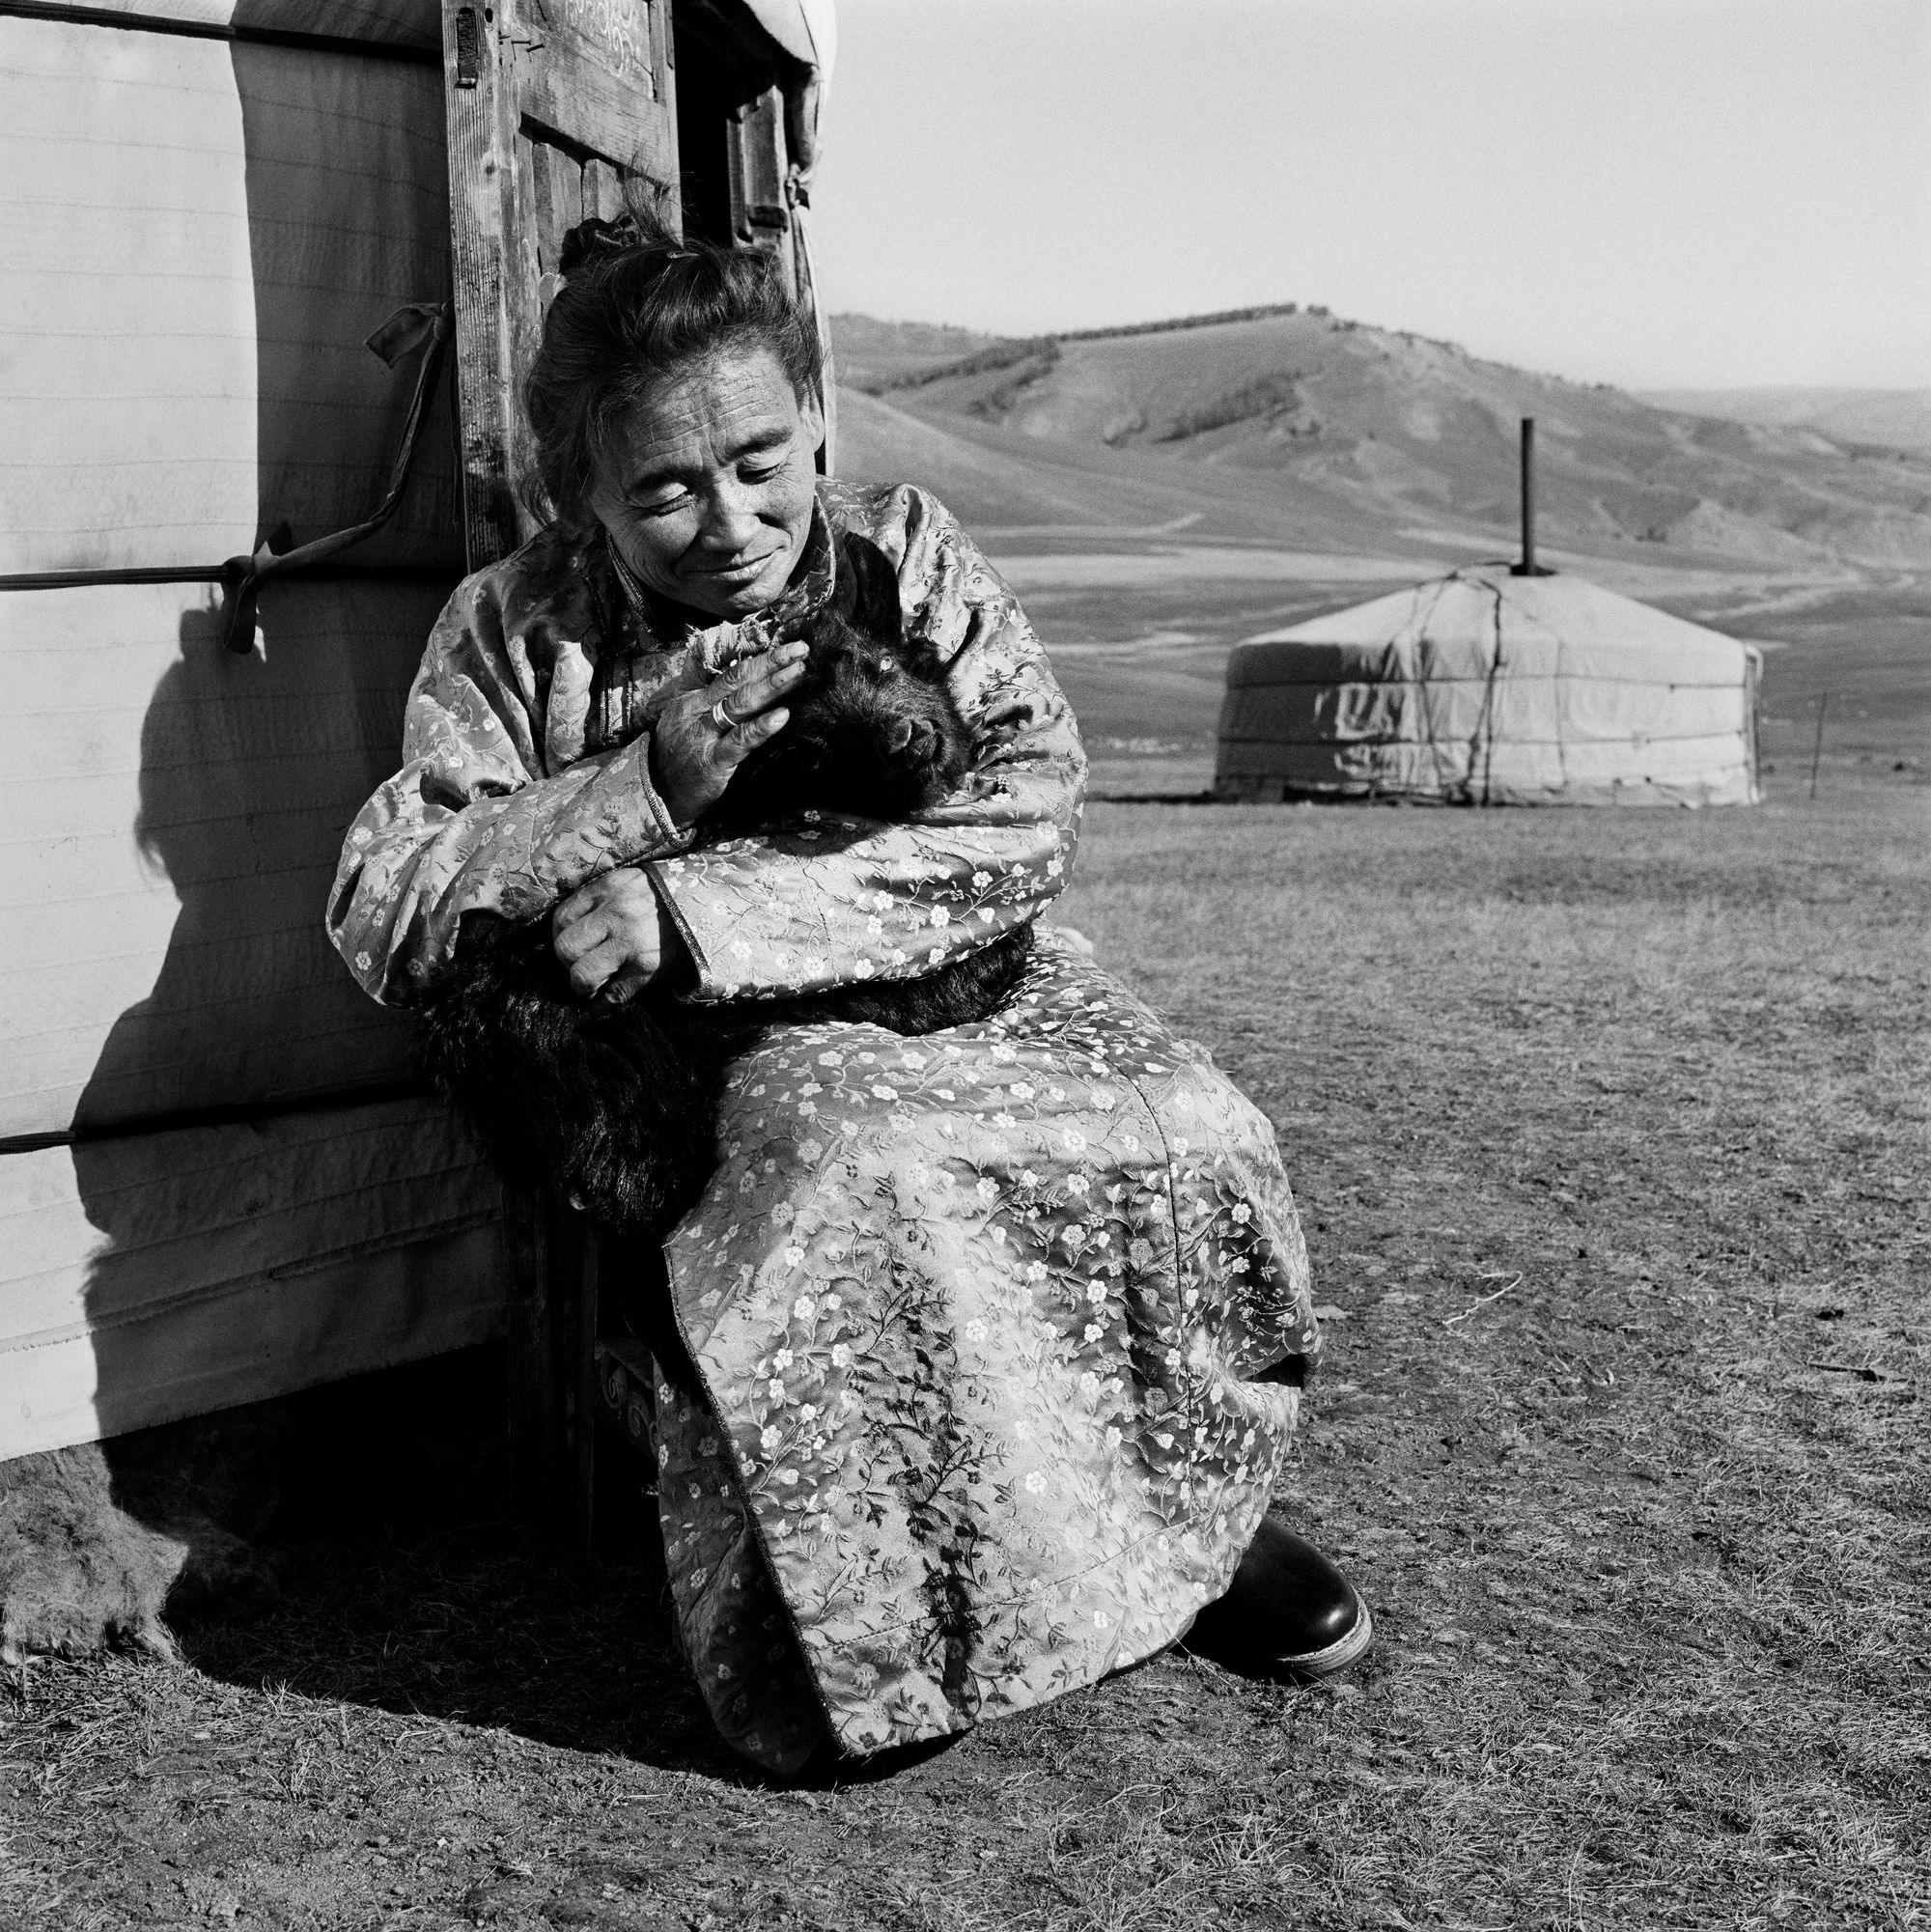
1214,423 -> 1765,807
0,0 -> 833,1519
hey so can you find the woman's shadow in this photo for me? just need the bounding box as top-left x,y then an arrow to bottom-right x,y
66,583 -> 752,1778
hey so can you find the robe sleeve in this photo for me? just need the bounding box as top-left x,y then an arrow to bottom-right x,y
326,566 -> 691,1006
647,486 -> 1086,1003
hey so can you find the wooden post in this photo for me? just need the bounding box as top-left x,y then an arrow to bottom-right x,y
438,0 -> 680,1548
1744,645 -> 1765,803
441,1 -> 520,566
502,1178 -> 555,1529
563,1219 -> 601,1565
503,1185 -> 600,1559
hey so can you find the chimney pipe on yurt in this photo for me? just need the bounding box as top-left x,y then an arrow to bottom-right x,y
1511,416 -> 1550,576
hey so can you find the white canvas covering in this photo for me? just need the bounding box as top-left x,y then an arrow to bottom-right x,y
742,0 -> 834,84
0,1100 -> 500,1458
0,5 -> 498,1458
1216,567 -> 1761,807
0,12 -> 458,574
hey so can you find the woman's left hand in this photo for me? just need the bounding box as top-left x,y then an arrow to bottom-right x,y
551,866 -> 686,1003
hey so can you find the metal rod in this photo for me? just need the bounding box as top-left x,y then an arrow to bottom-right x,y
0,1079 -> 428,1159
0,1 -> 441,64
1808,690 -> 1830,799
1520,417 -> 1536,575
0,564 -> 457,596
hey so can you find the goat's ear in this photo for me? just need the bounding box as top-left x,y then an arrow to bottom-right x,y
834,534 -> 905,645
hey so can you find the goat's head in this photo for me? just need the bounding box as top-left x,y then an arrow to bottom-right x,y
715,533 -> 974,826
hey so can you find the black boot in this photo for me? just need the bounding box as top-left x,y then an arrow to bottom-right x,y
1182,1516 -> 1373,1681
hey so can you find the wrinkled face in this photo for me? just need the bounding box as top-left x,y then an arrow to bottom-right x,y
587,344 -> 825,621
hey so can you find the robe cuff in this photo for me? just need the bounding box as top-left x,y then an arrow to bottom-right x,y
630,738 -> 697,857
644,827 -> 1064,1004
572,734 -> 696,879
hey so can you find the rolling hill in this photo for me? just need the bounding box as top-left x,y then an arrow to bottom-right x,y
828,314 -> 1004,392
828,310 -> 1931,786
1638,387 -> 1931,453
832,309 -> 1931,572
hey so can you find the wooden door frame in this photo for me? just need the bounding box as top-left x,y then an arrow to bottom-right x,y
440,0 -> 680,1552
440,0 -> 680,569
436,0 -> 827,1554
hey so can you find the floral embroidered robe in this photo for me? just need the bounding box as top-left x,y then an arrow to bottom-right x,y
328,480 -> 1320,1773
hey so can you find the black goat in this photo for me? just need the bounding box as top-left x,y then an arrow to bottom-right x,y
413,533 -> 1033,1241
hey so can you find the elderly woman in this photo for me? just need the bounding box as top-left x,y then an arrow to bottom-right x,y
328,220 -> 1370,1776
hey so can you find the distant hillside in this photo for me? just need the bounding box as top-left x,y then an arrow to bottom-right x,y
1637,387 -> 1931,452
826,315 -> 1009,392
826,310 -> 1931,570
843,305 -> 1324,399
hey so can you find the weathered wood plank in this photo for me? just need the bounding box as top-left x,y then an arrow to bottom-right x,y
441,0 -> 519,564
529,138 -> 582,273
512,0 -> 677,178
581,155 -> 626,224
732,84 -> 788,240
649,0 -> 681,231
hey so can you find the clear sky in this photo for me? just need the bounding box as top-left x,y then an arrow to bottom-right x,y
807,0 -> 1930,391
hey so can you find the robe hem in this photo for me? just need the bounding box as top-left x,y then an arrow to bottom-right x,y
663,1239 -> 846,1765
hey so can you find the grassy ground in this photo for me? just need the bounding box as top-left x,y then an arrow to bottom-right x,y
3,770 -> 1926,1931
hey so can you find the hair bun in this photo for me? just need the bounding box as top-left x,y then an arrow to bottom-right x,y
557,206 -> 681,279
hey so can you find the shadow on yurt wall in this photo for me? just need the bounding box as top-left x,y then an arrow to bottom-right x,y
0,1 -> 501,1461
229,29 -> 462,569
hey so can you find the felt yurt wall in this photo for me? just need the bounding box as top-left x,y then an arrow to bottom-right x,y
0,2 -> 503,1459
1215,567 -> 1762,808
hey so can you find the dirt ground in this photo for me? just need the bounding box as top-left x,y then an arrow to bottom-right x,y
3,766 -> 1925,1931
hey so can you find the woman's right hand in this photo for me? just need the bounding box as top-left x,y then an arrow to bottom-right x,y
649,640 -> 809,826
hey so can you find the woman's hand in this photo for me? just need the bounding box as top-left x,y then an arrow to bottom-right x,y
650,639 -> 809,827
551,866 -> 686,1004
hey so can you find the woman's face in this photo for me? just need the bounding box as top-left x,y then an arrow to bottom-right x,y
587,343 -> 825,622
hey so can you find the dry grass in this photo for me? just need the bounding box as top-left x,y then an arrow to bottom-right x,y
2,771 -> 1926,1931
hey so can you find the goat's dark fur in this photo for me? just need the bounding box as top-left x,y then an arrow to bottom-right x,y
414,533 -> 1033,1240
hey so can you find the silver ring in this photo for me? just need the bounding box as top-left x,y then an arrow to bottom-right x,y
710,697 -> 737,732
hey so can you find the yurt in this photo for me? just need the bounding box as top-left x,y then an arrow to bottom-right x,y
0,0 -> 833,1479
1216,419 -> 1762,809
1215,565 -> 1763,807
